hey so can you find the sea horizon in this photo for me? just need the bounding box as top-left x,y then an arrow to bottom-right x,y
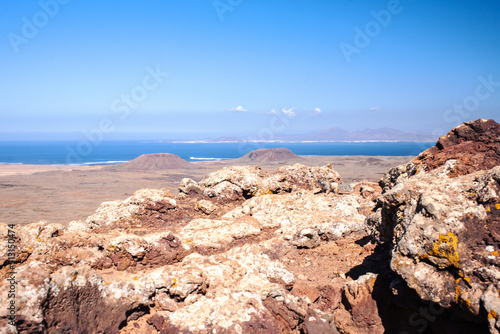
0,140 -> 434,166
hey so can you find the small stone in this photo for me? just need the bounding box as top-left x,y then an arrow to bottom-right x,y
195,200 -> 217,214
156,293 -> 178,312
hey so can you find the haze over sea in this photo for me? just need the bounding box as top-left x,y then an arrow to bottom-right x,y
0,141 -> 434,165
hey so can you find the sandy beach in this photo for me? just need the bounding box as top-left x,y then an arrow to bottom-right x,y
0,155 -> 413,226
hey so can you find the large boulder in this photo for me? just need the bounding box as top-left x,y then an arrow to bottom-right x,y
85,188 -> 177,229
334,273 -> 384,334
370,119 -> 500,333
197,163 -> 342,200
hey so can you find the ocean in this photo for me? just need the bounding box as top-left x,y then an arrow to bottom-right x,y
0,141 -> 435,165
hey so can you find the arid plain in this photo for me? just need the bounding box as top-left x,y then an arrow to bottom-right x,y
0,154 -> 413,225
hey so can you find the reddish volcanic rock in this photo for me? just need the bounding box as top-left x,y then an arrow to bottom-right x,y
412,118 -> 500,177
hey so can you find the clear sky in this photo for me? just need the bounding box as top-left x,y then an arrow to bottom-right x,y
1,0 -> 499,140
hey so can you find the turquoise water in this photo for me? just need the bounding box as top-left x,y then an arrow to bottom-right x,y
0,141 -> 434,165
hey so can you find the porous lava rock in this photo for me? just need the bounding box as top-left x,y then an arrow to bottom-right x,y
370,119 -> 500,333
197,163 -> 342,200
0,163 -> 377,334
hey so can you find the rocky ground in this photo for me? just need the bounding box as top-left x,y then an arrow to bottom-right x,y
1,118 -> 499,333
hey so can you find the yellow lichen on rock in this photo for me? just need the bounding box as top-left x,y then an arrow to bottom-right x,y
253,188 -> 273,196
428,232 -> 460,269
455,277 -> 475,313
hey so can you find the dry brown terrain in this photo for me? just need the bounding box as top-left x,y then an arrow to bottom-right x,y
0,155 -> 413,225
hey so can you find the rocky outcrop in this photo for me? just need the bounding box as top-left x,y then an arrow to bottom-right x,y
414,118 -> 500,177
380,118 -> 500,191
334,273 -> 384,334
0,163 -> 378,334
369,119 -> 500,333
178,177 -> 203,195
196,163 -> 342,200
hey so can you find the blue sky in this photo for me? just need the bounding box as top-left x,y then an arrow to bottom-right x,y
1,0 -> 499,140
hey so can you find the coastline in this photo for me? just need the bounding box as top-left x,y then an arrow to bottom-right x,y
0,155 -> 414,176
0,141 -> 433,165
161,140 -> 435,143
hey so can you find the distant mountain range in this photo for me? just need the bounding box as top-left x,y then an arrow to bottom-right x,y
179,127 -> 438,143
284,127 -> 438,142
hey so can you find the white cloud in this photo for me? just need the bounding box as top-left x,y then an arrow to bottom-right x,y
281,108 -> 296,117
369,106 -> 382,112
229,105 -> 248,112
268,108 -> 296,117
308,107 -> 322,117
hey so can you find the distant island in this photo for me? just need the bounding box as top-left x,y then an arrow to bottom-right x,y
163,127 -> 438,143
